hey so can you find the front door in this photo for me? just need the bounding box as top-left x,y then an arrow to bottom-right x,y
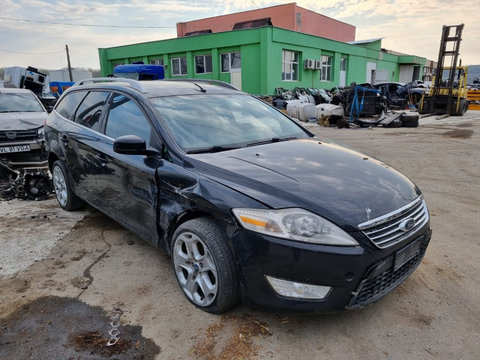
97,92 -> 160,243
222,52 -> 242,90
231,70 -> 242,90
366,62 -> 377,84
340,57 -> 347,87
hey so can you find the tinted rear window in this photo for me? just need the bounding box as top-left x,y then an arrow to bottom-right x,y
74,91 -> 110,132
55,91 -> 88,120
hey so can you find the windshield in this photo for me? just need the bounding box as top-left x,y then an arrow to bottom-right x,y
0,92 -> 44,113
151,94 -> 310,153
114,73 -> 140,80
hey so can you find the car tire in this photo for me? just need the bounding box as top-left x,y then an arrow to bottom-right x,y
400,113 -> 419,122
401,113 -> 419,127
418,98 -> 430,114
457,99 -> 468,116
402,120 -> 419,128
52,160 -> 85,211
387,119 -> 403,128
171,218 -> 240,314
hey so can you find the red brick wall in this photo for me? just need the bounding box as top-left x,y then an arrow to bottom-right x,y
176,3 -> 355,42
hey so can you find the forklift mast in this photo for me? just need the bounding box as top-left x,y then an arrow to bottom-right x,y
420,24 -> 468,116
432,24 -> 463,114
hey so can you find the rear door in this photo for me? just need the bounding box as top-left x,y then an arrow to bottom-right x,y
65,90 -> 111,208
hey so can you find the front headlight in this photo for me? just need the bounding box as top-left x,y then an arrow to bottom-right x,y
232,208 -> 359,246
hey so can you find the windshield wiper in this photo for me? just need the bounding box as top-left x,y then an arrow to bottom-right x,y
186,145 -> 242,154
246,136 -> 297,147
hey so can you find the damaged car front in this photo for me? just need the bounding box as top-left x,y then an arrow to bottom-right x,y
0,88 -> 52,199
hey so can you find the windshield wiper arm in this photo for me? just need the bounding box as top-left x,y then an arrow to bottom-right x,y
186,145 -> 241,154
246,136 -> 297,147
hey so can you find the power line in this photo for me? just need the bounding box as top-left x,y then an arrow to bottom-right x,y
70,50 -> 98,59
0,48 -> 63,55
0,16 -> 176,29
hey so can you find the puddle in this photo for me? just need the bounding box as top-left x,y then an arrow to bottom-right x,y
442,129 -> 474,138
0,296 -> 160,359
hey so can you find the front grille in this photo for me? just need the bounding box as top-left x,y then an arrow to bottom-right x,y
347,235 -> 429,309
358,196 -> 429,248
0,130 -> 38,142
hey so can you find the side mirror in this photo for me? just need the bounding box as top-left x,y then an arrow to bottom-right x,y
113,135 -> 148,155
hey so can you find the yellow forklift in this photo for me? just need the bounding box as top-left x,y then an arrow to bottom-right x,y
419,24 -> 469,116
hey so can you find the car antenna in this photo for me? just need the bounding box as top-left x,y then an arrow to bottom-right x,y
193,82 -> 206,93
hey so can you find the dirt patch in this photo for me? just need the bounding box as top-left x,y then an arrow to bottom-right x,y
190,313 -> 273,360
442,129 -> 474,138
69,331 -> 131,356
0,296 -> 160,360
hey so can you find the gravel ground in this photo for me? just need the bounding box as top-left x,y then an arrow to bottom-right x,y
1,111 -> 479,360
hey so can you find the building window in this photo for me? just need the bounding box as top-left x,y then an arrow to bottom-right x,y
320,55 -> 332,81
195,55 -> 212,74
171,57 -> 187,76
150,58 -> 164,66
221,52 -> 241,72
282,50 -> 299,81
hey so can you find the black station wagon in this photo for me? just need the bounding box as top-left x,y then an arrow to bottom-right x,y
45,78 -> 431,313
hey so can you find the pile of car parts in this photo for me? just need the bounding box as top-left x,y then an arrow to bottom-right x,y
0,164 -> 52,201
273,83 -> 424,129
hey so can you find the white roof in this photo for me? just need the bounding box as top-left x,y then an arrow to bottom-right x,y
347,38 -> 383,45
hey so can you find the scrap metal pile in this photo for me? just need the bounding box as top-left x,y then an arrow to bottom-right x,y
271,82 -> 423,128
0,160 -> 53,201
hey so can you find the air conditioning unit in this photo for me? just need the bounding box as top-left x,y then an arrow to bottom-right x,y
304,59 -> 315,70
315,60 -> 322,70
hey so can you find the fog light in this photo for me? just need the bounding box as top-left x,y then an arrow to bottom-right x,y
266,275 -> 331,300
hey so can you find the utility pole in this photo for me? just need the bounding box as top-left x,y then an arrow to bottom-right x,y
65,44 -> 73,82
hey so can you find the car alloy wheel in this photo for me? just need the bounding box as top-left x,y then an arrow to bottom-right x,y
173,231 -> 218,307
51,160 -> 84,211
171,218 -> 240,313
53,164 -> 68,208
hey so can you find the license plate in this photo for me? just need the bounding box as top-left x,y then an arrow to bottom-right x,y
0,144 -> 31,153
394,238 -> 422,271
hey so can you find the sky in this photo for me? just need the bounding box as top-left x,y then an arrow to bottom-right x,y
1,0 -> 479,70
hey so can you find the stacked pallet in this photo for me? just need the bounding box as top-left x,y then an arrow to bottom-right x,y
467,90 -> 480,110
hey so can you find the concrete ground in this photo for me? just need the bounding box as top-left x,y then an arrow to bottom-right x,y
1,111 -> 479,360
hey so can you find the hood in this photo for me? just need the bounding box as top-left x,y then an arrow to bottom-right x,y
188,139 -> 420,231
0,112 -> 47,131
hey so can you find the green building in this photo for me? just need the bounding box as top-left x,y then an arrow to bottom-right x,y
98,25 -> 426,95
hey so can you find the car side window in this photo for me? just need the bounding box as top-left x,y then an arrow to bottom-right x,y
55,91 -> 88,120
104,93 -> 152,144
74,91 -> 109,132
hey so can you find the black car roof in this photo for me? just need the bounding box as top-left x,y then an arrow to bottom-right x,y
70,78 -> 242,98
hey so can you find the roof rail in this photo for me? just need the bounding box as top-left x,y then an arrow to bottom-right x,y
163,78 -> 240,91
74,77 -> 147,93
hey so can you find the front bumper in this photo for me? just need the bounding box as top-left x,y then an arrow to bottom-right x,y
233,223 -> 431,312
0,139 -> 47,172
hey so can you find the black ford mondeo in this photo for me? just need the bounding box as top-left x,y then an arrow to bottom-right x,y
45,78 -> 431,313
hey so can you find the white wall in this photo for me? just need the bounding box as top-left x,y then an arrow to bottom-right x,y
49,69 -> 92,82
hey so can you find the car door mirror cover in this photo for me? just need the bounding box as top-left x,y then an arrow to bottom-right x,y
113,135 -> 148,155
